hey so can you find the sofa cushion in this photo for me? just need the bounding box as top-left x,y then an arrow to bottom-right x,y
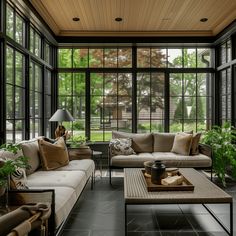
110,153 -> 154,167
190,133 -> 201,155
112,131 -> 153,153
109,138 -> 135,156
152,152 -> 212,167
38,137 -> 69,170
171,133 -> 193,155
57,159 -> 95,179
19,139 -> 41,175
26,170 -> 87,196
153,133 -> 176,152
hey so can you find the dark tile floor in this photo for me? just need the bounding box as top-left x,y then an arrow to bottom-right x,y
61,173 -> 236,236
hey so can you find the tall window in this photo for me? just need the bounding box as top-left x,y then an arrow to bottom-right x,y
45,70 -> 52,137
6,4 -> 25,46
6,46 -> 25,142
30,62 -> 43,138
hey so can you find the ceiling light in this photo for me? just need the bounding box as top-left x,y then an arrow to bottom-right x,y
73,17 -> 80,22
115,17 -> 123,22
200,18 -> 208,22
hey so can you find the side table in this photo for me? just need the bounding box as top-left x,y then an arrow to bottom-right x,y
92,151 -> 103,178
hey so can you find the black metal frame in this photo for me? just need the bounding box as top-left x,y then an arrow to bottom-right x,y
124,202 -> 233,236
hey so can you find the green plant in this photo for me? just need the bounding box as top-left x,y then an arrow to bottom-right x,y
201,122 -> 236,186
0,143 -> 29,187
69,135 -> 88,148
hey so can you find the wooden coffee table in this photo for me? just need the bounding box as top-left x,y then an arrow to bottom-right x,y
124,168 -> 233,236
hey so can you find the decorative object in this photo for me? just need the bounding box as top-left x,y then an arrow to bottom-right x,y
49,108 -> 74,139
143,161 -> 154,176
151,160 -> 166,184
201,122 -> 236,186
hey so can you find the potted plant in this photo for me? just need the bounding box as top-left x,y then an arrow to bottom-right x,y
69,135 -> 88,148
201,122 -> 236,186
0,143 -> 28,196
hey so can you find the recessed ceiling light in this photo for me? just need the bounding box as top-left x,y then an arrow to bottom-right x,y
73,17 -> 80,22
115,17 -> 123,22
200,18 -> 208,22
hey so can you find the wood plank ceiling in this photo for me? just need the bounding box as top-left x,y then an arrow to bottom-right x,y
29,0 -> 236,37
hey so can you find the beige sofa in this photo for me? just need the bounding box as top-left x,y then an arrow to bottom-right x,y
16,138 -> 95,234
108,131 -> 212,184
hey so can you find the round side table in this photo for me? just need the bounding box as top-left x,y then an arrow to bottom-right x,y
92,151 -> 103,178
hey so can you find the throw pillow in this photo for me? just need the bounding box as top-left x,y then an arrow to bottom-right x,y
10,167 -> 28,190
38,137 -> 69,170
109,138 -> 135,156
190,132 -> 201,155
171,132 -> 193,155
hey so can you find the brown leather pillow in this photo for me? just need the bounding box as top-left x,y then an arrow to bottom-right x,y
38,137 -> 69,170
190,133 -> 201,155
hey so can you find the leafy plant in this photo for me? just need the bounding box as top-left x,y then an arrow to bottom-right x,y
69,135 -> 88,148
201,122 -> 236,186
0,143 -> 29,187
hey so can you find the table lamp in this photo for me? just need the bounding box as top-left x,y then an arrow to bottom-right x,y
49,108 -> 74,139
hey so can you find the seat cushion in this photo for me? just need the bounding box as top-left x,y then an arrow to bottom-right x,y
57,160 -> 95,179
111,153 -> 154,167
112,131 -> 153,153
152,152 -> 212,167
29,186 -> 77,229
26,170 -> 87,196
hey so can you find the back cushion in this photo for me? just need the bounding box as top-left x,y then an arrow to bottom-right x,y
112,131 -> 153,153
153,133 -> 176,152
19,139 -> 41,175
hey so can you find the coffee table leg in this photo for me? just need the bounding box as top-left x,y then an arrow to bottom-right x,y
125,203 -> 127,236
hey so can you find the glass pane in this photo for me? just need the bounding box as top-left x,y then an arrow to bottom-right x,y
118,73 -> 132,96
152,99 -> 164,119
15,14 -> 24,46
183,48 -> 196,68
45,95 -> 51,118
220,43 -> 227,65
15,51 -> 24,87
151,73 -> 164,97
6,121 -> 14,143
89,49 -> 103,67
183,121 -> 196,132
118,48 -> 132,68
35,64 -> 42,92
6,47 -> 14,84
58,73 -> 72,95
73,48 -> 88,68
168,49 -> 182,68
30,27 -> 34,54
73,73 -> 85,96
45,43 -> 51,64
197,48 -> 211,68
91,73 -> 103,95
35,33 -> 41,57
184,73 -> 196,96
185,97 -> 196,119
73,97 -> 85,120
198,97 -> 207,119
58,96 -> 72,111
104,73 -> 116,95
15,87 -> 25,118
170,73 -> 182,96
58,49 -> 72,68
137,48 -> 150,67
6,85 -> 13,118
104,48 -> 117,67
151,120 -> 164,132
169,120 -> 183,132
151,48 -> 167,68
170,97 -> 184,120
227,40 -> 231,63
197,73 -> 209,96
15,120 -> 23,142
6,5 -> 14,39
45,70 -> 51,94
138,120 -> 151,133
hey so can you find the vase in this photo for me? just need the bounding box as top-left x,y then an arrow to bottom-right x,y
151,160 -> 166,184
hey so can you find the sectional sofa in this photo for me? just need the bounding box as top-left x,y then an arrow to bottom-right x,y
108,131 -> 212,184
10,138 -> 95,235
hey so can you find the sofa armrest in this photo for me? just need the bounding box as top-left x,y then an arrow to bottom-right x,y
8,189 -> 55,236
199,143 -> 212,159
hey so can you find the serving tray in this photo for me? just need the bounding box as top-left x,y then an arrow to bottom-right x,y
141,170 -> 194,192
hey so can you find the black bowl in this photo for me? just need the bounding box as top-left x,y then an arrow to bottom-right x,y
144,161 -> 154,175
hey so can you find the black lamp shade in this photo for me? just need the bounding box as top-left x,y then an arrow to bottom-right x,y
49,109 -> 74,122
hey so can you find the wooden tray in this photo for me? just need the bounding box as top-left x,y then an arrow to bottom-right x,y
141,170 -> 194,192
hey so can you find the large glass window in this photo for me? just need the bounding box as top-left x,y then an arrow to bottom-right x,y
30,26 -> 42,58
6,46 -> 25,142
30,62 -> 43,138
